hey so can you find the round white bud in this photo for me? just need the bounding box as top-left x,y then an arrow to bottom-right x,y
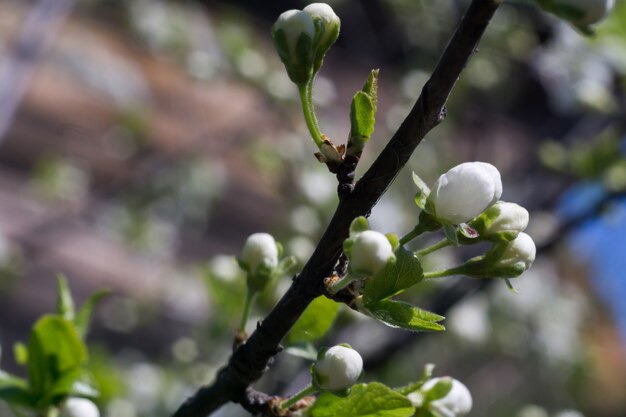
273,10 -> 316,56
555,0 -> 614,25
62,398 -> 100,417
422,377 -> 473,417
471,201 -> 529,238
495,232 -> 536,271
428,162 -> 502,225
349,230 -> 395,276
241,233 -> 279,275
313,345 -> 363,391
303,3 -> 340,46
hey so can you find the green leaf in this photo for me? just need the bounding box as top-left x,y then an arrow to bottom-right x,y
423,378 -> 452,402
311,382 -> 414,417
75,289 -> 110,339
350,217 -> 369,236
361,69 -> 379,112
412,172 -> 431,210
56,275 -> 75,322
362,300 -> 445,332
350,92 -> 376,141
363,249 -> 423,304
13,342 -> 28,366
0,370 -> 33,407
287,296 -> 340,344
36,369 -> 98,408
27,315 -> 87,400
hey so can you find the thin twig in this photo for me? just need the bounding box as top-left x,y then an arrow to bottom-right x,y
171,1 -> 501,416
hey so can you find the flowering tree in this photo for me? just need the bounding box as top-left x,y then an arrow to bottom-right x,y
0,0 -> 616,416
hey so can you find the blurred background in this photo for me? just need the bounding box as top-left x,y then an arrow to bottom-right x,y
0,0 -> 625,416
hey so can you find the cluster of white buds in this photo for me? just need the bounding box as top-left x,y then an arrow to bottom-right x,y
62,398 -> 100,417
426,162 -> 502,225
408,377 -> 473,417
272,3 -> 340,84
312,344 -> 363,392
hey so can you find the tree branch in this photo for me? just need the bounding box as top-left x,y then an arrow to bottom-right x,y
172,1 -> 501,416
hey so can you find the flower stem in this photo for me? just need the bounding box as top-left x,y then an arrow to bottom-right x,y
423,265 -> 467,279
329,274 -> 358,294
414,238 -> 451,258
298,81 -> 323,148
280,384 -> 317,410
239,289 -> 257,332
399,223 -> 429,246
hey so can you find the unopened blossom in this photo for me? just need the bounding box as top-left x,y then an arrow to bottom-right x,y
303,3 -> 340,71
272,10 -> 316,84
349,230 -> 395,276
428,162 -> 502,224
422,377 -> 473,417
470,201 -> 529,239
241,233 -> 279,275
313,345 -> 363,391
494,232 -> 536,273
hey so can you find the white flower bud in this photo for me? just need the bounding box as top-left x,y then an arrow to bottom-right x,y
272,10 -> 316,84
470,201 -> 529,239
62,398 -> 100,417
241,233 -> 279,275
422,377 -> 473,417
303,3 -> 340,72
495,232 -> 536,271
349,230 -> 395,276
428,162 -> 502,225
554,0 -> 614,25
313,345 -> 363,391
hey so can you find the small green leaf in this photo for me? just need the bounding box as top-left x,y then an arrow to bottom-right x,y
442,224 -> 459,246
412,172 -> 431,210
0,370 -> 32,407
423,378 -> 452,402
363,249 -> 423,304
350,92 -> 375,141
27,315 -> 87,400
287,296 -> 340,344
350,217 -> 369,236
362,69 -> 379,112
311,382 -> 414,417
13,342 -> 28,366
56,275 -> 75,322
284,342 -> 318,361
385,233 -> 400,252
362,300 -> 445,332
75,289 -> 110,339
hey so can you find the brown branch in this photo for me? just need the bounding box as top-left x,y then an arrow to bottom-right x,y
172,1 -> 501,416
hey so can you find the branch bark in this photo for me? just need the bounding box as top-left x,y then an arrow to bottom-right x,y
172,1 -> 501,416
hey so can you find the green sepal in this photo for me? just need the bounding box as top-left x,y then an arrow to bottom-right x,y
385,233 -> 400,252
395,364 -> 435,395
442,223 -> 459,246
412,172 -> 431,210
311,18 -> 340,73
423,377 -> 452,402
272,28 -> 315,85
350,216 -> 369,236
276,241 -> 284,259
361,299 -> 445,332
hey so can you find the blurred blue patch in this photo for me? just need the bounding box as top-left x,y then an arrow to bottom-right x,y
561,181 -> 626,345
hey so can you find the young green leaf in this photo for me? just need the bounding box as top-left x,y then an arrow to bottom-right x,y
311,382 -> 414,417
412,172 -> 431,210
27,315 -> 87,400
350,91 -> 376,140
287,296 -> 340,344
13,342 -> 28,366
363,249 -> 423,304
423,377 -> 453,402
362,300 -> 445,332
75,289 -> 110,339
56,275 -> 75,322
